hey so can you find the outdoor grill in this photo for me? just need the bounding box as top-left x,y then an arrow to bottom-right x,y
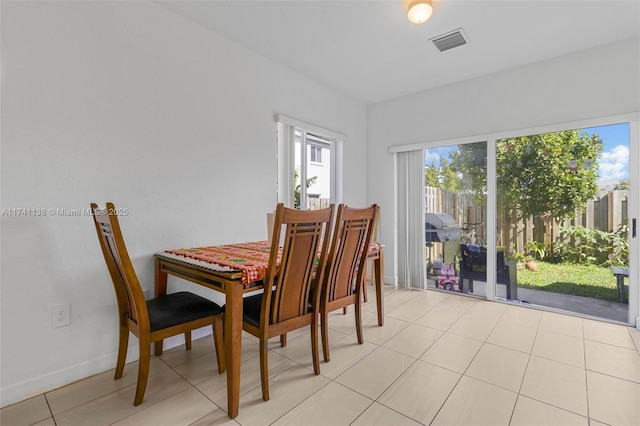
425,213 -> 462,243
425,213 -> 462,265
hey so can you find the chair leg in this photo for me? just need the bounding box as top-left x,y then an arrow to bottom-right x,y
343,307 -> 348,315
280,333 -> 287,347
185,331 -> 192,351
355,301 -> 364,345
212,316 -> 226,374
114,325 -> 129,380
362,264 -> 369,303
311,322 -> 320,375
259,337 -> 270,401
321,310 -> 330,362
154,341 -> 163,356
134,337 -> 151,406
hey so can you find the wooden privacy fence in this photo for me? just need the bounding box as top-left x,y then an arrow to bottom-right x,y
425,186 -> 485,233
307,198 -> 331,210
426,186 -> 628,257
497,189 -> 628,256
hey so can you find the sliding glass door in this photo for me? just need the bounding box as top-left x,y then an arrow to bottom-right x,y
424,141 -> 488,297
415,118 -> 637,325
396,114 -> 637,324
495,124 -> 631,322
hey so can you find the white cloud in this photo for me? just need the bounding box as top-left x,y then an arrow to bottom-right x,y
598,144 -> 629,181
424,150 -> 440,166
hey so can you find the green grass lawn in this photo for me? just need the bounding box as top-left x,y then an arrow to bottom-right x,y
517,261 -> 619,301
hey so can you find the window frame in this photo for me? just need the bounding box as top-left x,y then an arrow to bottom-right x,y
310,144 -> 322,164
276,114 -> 344,209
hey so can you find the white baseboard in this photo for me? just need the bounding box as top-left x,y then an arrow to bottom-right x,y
0,351 -> 120,409
0,328 -> 213,409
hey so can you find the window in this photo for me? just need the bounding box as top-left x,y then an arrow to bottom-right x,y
294,131 -> 331,209
310,145 -> 322,164
276,114 -> 344,210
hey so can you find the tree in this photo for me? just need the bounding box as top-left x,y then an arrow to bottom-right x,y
445,131 -> 602,255
449,141 -> 487,205
294,169 -> 318,209
614,179 -> 629,190
448,131 -> 602,221
440,158 -> 462,192
425,162 -> 439,187
424,157 -> 463,192
495,130 -> 602,223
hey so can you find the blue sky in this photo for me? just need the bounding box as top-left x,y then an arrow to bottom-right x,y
580,123 -> 629,182
424,123 -> 630,183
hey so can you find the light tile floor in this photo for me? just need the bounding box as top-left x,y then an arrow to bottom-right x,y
2,286 -> 640,426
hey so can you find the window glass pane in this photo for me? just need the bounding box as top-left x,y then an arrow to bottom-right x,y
496,124 -> 629,321
310,146 -> 322,163
294,130 -> 332,210
294,131 -> 302,208
424,141 -> 487,297
306,134 -> 331,210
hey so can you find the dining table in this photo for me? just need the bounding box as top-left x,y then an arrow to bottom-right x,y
154,240 -> 384,419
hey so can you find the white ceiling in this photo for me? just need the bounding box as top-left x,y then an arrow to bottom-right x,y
157,0 -> 640,105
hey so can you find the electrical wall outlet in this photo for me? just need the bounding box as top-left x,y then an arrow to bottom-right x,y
51,304 -> 71,328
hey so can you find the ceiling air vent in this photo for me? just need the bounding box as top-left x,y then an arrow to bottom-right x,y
430,28 -> 468,52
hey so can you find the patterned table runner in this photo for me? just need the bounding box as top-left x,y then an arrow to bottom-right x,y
167,241 -> 274,286
167,240 -> 384,287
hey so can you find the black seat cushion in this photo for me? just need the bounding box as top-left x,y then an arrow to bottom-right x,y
236,293 -> 314,329
240,293 -> 263,328
147,291 -> 223,332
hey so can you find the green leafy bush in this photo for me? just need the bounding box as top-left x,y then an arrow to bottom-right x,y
526,240 -> 547,261
551,225 -> 628,267
609,224 -> 629,267
510,252 -> 526,262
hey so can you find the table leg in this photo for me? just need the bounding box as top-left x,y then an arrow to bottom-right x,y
374,251 -> 384,326
225,280 -> 243,418
155,258 -> 168,297
154,259 -> 168,355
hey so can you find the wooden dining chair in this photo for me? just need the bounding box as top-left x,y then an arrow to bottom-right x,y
361,204 -> 380,303
240,202 -> 334,401
320,204 -> 378,362
90,202 -> 225,406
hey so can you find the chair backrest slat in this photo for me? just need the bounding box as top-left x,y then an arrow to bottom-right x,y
324,204 -> 378,303
263,204 -> 334,325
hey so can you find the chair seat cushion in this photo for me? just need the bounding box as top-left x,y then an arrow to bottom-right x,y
240,293 -> 263,328
221,295 -> 263,329
234,293 -> 314,329
147,291 -> 223,332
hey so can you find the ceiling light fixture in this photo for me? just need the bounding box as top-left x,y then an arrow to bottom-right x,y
407,0 -> 433,25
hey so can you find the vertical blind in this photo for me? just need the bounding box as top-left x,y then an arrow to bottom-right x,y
396,150 -> 426,289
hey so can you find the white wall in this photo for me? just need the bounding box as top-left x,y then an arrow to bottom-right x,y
368,37 -> 640,285
0,1 -> 367,407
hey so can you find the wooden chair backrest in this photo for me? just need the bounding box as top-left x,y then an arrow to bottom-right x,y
323,204 -> 378,303
262,203 -> 334,325
372,204 -> 380,242
91,202 -> 148,333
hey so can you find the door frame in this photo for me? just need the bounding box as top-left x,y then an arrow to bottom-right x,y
392,111 -> 639,325
486,113 -> 638,325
